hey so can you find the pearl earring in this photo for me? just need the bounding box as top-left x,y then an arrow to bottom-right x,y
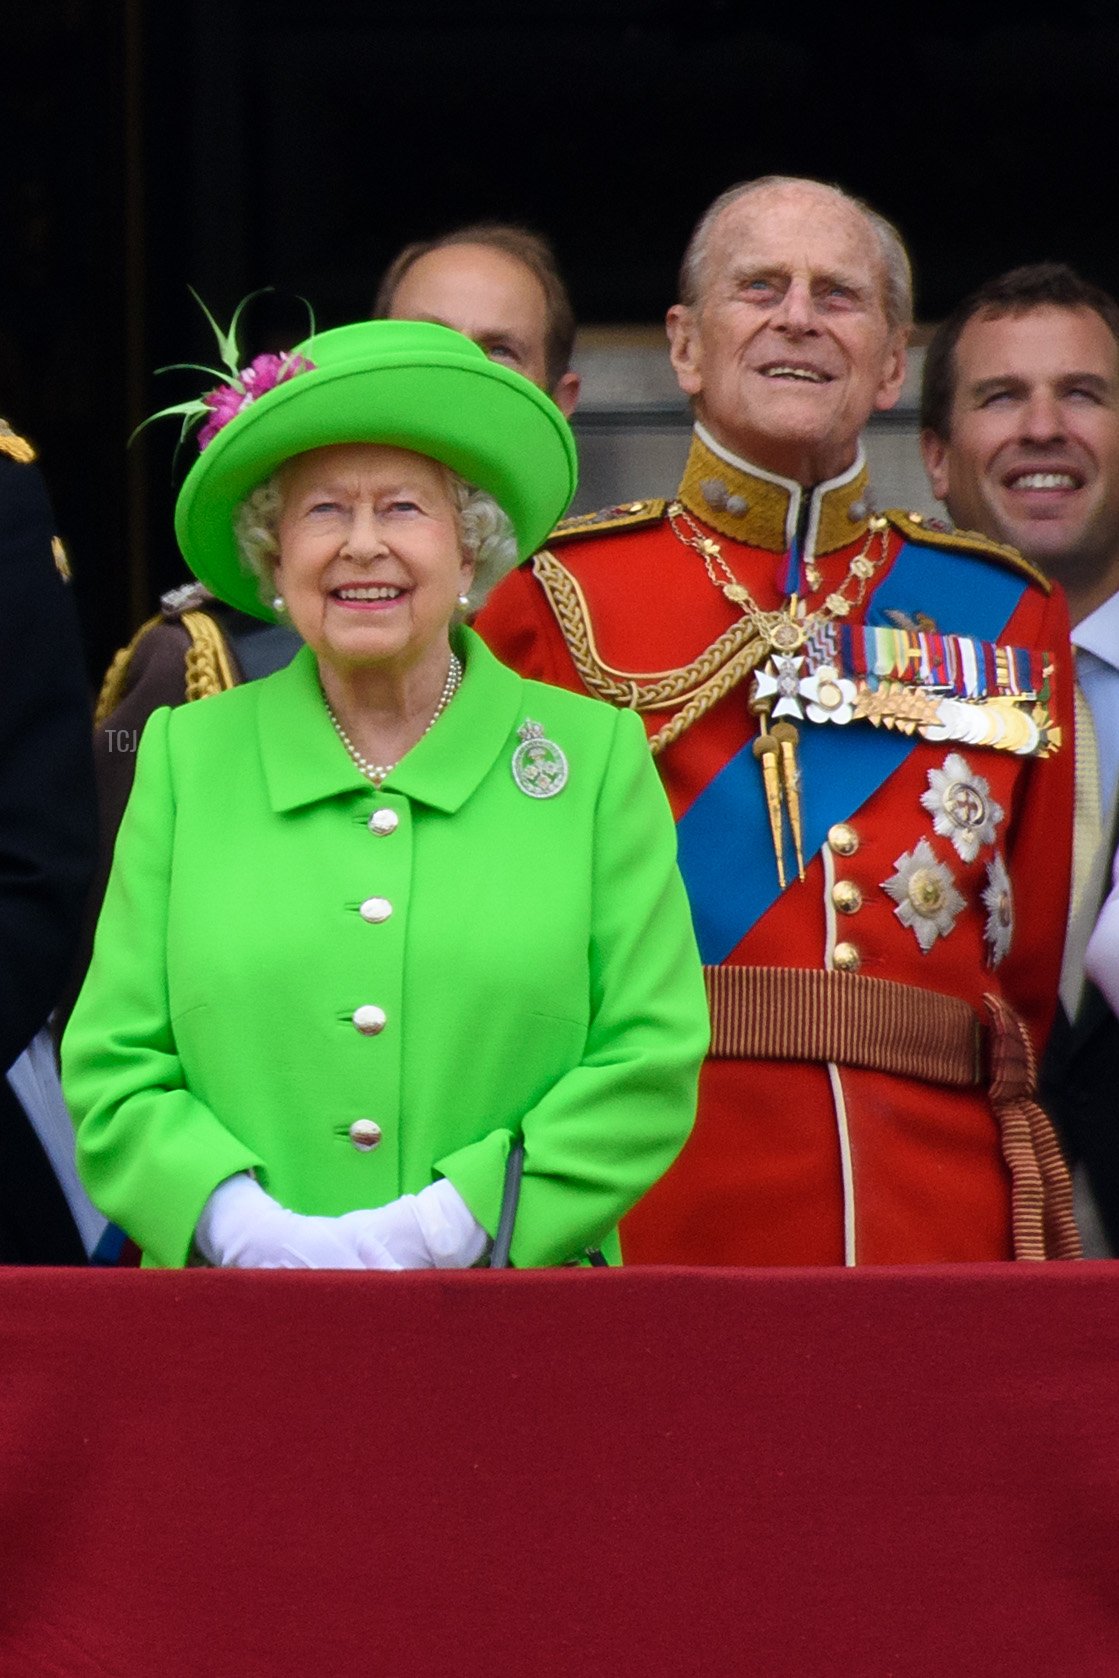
272,594 -> 285,613
457,593 -> 470,608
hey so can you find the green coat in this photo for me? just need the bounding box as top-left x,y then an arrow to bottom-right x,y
63,630 -> 708,1267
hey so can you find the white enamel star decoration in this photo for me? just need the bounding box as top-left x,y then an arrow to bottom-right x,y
881,837 -> 967,953
981,853 -> 1014,968
919,752 -> 1004,864
751,655 -> 806,719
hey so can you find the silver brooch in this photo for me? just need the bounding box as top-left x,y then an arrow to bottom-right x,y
982,853 -> 1014,968
881,837 -> 966,953
511,719 -> 568,799
920,752 -> 1004,864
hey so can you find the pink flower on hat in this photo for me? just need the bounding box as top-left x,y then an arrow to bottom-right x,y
197,352 -> 316,450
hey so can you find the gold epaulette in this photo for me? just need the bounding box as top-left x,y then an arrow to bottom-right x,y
0,418 -> 36,465
548,498 -> 667,544
885,509 -> 1052,595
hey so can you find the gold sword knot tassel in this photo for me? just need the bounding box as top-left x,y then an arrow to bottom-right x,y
770,719 -> 805,882
753,731 -> 787,890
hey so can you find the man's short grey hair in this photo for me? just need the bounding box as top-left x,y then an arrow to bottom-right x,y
233,464 -> 519,616
677,175 -> 914,334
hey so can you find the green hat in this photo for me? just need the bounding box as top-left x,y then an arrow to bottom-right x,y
174,318 -> 578,622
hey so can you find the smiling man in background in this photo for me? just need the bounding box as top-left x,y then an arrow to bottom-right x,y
921,262 -> 1119,1253
479,176 -> 1078,1266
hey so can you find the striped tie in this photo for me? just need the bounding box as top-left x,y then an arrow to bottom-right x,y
1059,675 -> 1106,1019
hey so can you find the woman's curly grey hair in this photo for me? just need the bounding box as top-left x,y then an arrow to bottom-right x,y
233,463 -> 519,616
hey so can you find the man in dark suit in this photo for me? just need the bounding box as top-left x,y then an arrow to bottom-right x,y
0,425 -> 96,1262
921,263 -> 1119,1253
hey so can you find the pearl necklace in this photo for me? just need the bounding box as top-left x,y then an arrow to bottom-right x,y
322,653 -> 463,786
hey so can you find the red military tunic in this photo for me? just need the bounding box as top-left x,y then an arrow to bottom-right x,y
477,432 -> 1076,1265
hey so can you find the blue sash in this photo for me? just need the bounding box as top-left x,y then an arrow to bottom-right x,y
676,541 -> 1031,964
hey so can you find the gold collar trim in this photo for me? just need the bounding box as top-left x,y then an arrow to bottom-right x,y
677,431 -> 871,557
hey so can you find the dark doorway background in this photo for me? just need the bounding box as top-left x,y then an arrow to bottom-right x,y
5,0 -> 1118,676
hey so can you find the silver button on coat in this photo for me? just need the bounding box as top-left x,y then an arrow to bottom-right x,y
348,1119 -> 383,1152
352,1004 -> 387,1035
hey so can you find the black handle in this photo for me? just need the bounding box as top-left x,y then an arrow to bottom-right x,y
489,1140 -> 524,1269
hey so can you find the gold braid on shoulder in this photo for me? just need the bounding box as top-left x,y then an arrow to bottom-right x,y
95,607 -> 239,725
93,614 -> 162,725
532,549 -> 769,756
181,609 -> 238,700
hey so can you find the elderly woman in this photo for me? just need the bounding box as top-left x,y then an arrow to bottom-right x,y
62,320 -> 708,1269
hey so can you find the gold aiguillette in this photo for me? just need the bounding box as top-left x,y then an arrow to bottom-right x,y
751,702 -> 805,889
752,729 -> 787,890
771,720 -> 805,882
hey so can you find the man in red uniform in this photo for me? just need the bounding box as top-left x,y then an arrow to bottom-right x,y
477,176 -> 1078,1264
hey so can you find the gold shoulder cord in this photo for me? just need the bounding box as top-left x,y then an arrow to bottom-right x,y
532,549 -> 769,756
95,609 -> 238,723
181,609 -> 238,700
93,614 -> 162,725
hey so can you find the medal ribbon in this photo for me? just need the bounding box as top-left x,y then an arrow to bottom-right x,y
675,540 -> 1033,964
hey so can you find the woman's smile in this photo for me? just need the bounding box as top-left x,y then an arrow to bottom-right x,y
273,442 -> 474,675
331,582 -> 407,608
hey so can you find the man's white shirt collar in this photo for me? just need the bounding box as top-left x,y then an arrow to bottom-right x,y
1072,589 -> 1119,671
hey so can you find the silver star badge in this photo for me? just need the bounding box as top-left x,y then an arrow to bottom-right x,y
881,837 -> 966,953
511,719 -> 568,799
920,752 -> 1004,864
982,853 -> 1014,968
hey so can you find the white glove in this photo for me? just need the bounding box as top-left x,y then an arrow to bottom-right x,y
195,1174 -> 487,1270
337,1178 -> 489,1269
195,1173 -> 400,1270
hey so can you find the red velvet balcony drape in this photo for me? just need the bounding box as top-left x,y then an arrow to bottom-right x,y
2,1266 -> 1117,1676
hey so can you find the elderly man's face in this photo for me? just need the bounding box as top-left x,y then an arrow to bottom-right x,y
921,306 -> 1119,621
667,184 -> 907,486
